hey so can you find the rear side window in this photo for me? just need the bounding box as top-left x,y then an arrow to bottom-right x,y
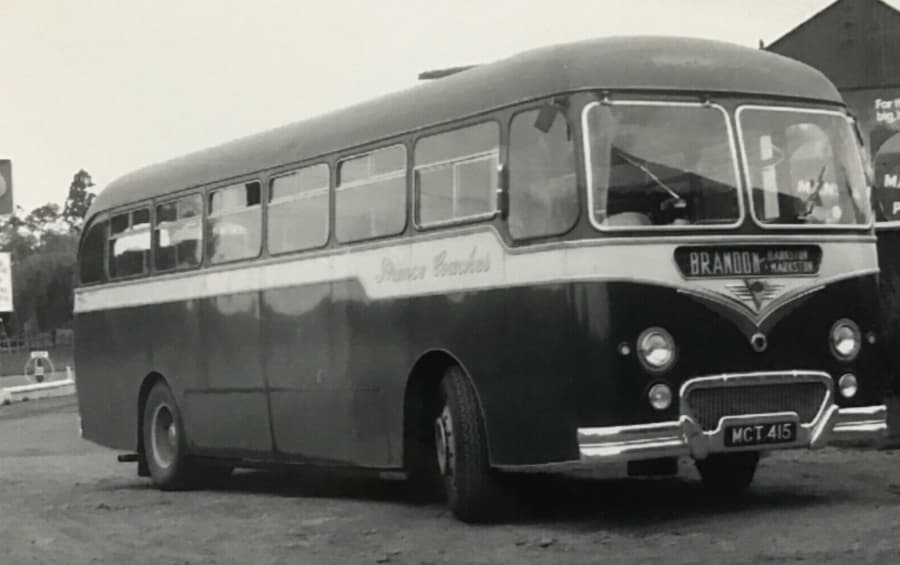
108,208 -> 151,279
508,108 -> 578,239
155,194 -> 203,271
207,181 -> 262,264
414,122 -> 499,227
79,220 -> 107,284
268,164 -> 330,254
336,146 -> 406,242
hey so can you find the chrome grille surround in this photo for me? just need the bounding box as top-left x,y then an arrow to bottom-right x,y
679,371 -> 833,433
570,370 -> 885,468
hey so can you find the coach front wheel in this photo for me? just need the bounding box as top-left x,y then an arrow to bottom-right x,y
435,366 -> 507,523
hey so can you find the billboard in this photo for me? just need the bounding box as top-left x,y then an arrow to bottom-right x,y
841,89 -> 900,223
0,159 -> 12,216
0,252 -> 12,312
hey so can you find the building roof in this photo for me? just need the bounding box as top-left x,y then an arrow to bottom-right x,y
89,35 -> 843,218
767,0 -> 900,89
769,0 -> 900,50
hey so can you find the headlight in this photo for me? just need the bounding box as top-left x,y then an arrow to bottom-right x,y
830,319 -> 861,361
637,327 -> 676,373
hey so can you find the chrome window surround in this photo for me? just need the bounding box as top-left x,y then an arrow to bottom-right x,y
734,105 -> 874,231
335,144 -> 408,243
581,100 -> 745,232
413,150 -> 500,230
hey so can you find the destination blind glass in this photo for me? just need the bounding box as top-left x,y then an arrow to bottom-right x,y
674,245 -> 822,278
739,108 -> 872,226
584,102 -> 741,228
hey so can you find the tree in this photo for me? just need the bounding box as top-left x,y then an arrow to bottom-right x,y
62,169 -> 95,232
0,168 -> 94,336
24,203 -> 65,238
11,249 -> 76,334
0,210 -> 38,263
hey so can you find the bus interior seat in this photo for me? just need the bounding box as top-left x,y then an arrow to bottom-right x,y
604,211 -> 653,226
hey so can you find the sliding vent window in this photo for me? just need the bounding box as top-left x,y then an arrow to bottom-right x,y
268,164 -> 329,254
155,194 -> 203,272
207,181 -> 262,264
336,146 -> 406,242
509,108 -> 578,239
108,208 -> 151,279
415,122 -> 499,227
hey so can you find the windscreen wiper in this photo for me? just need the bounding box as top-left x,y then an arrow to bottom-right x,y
798,164 -> 828,220
837,162 -> 863,222
613,149 -> 687,210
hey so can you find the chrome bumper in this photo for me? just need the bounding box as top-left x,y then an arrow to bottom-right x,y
578,371 -> 887,462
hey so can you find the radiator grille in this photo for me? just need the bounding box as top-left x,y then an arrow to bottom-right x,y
685,382 -> 828,431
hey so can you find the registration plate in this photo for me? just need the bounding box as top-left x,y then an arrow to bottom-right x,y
724,421 -> 797,447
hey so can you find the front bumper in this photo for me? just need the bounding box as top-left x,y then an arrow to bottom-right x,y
578,371 -> 887,462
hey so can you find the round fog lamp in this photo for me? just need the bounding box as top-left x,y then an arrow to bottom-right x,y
830,319 -> 861,361
648,383 -> 673,411
637,327 -> 676,373
838,373 -> 858,399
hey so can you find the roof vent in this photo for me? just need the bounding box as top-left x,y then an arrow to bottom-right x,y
417,65 -> 477,80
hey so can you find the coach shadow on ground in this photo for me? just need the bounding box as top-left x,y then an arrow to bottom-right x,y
104,464 -> 830,526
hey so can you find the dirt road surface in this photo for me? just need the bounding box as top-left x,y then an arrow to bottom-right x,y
2,397 -> 900,565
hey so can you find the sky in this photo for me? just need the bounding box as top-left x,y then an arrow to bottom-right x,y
0,0 -> 888,213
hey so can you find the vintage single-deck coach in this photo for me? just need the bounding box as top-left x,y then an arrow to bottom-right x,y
75,36 -> 888,522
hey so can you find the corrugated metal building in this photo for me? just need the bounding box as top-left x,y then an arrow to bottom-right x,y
767,0 -> 900,91
768,0 -> 900,221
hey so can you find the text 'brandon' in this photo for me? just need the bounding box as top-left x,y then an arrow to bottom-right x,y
688,249 -> 816,277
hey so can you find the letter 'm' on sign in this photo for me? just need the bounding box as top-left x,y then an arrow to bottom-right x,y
0,160 -> 13,216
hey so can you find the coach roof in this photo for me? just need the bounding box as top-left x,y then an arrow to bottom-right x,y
89,35 -> 842,217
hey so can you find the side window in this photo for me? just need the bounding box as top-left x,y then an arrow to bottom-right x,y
414,122 -> 499,227
336,146 -> 406,242
509,108 -> 578,239
79,220 -> 107,284
155,194 -> 203,272
207,181 -> 262,264
108,208 -> 151,279
268,164 -> 330,254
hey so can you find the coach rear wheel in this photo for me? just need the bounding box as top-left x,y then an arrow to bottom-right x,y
695,452 -> 759,495
435,366 -> 507,523
143,382 -> 195,490
151,404 -> 178,468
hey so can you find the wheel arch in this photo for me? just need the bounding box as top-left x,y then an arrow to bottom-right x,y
402,349 -> 493,470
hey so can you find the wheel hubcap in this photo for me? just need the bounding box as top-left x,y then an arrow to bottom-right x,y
150,404 -> 178,469
434,405 -> 455,477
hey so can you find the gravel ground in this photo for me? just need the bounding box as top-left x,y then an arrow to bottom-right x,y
2,396 -> 900,565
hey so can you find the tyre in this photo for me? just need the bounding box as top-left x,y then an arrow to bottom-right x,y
434,366 -> 507,522
695,451 -> 759,495
142,381 -> 196,490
